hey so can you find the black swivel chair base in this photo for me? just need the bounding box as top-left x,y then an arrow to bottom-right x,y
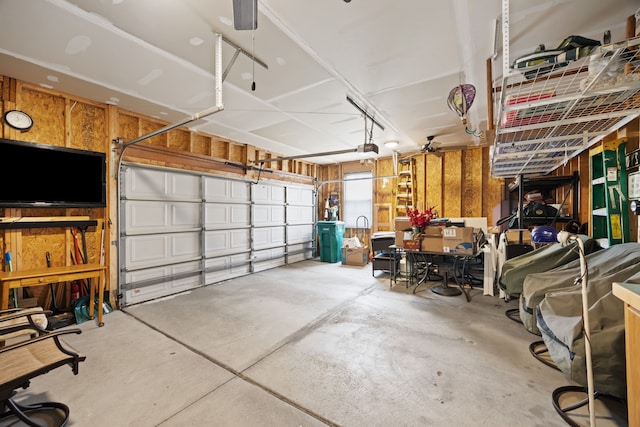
1,392 -> 70,427
551,385 -> 627,427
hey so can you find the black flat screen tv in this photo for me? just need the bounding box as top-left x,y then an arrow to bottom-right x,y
0,138 -> 106,208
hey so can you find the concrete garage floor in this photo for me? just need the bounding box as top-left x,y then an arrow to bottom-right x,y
9,260 -> 603,426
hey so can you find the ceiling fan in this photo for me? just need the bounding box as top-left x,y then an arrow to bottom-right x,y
419,135 -> 468,157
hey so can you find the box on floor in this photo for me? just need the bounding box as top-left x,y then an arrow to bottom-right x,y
342,247 -> 369,265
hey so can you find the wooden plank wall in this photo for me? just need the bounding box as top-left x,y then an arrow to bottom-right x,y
1,79 -> 109,309
0,77 -> 318,310
319,119 -> 639,239
320,146 -> 505,235
2,74 -> 639,310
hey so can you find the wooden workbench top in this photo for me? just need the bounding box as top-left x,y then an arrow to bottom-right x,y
0,264 -> 104,280
612,282 -> 640,310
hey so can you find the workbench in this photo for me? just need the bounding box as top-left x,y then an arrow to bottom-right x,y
612,282 -> 640,425
0,264 -> 107,326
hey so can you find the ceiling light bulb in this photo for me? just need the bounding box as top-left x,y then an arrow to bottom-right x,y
384,141 -> 399,148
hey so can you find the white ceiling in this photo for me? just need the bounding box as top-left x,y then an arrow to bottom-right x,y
0,0 -> 636,164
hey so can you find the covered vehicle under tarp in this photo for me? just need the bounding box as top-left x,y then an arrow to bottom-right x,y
519,243 -> 640,335
535,269 -> 640,399
499,235 -> 599,298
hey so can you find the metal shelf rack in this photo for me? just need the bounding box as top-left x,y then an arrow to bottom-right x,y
492,36 -> 640,178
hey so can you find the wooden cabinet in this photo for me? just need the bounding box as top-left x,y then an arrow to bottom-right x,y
612,282 -> 640,425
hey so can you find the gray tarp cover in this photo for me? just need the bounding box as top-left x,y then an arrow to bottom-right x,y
499,235 -> 599,298
519,243 -> 640,335
536,268 -> 640,399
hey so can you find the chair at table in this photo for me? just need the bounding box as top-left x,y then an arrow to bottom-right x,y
371,233 -> 399,276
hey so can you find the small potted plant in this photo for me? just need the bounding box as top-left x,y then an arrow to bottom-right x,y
407,207 -> 436,234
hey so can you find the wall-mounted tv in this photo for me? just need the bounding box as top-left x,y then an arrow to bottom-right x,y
0,138 -> 106,208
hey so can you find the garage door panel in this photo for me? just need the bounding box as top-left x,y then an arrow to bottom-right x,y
172,233 -> 201,258
123,167 -> 200,200
252,226 -> 285,250
126,201 -> 168,230
124,265 -> 171,304
127,235 -> 168,265
253,247 -> 286,271
286,206 -> 313,224
230,181 -> 250,201
204,253 -> 251,284
205,229 -> 250,256
124,261 -> 201,305
204,176 -> 249,202
286,186 -> 314,205
126,232 -> 199,269
253,205 -> 285,225
126,200 -> 199,233
204,203 -> 250,228
171,203 -> 200,227
253,184 -> 285,204
287,242 -> 314,262
287,224 -> 313,244
121,165 -> 314,306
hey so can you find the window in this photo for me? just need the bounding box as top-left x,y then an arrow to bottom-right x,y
343,171 -> 372,228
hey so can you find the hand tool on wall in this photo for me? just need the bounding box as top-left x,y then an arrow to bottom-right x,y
78,227 -> 91,295
3,252 -> 17,308
45,252 -> 60,313
70,228 -> 88,296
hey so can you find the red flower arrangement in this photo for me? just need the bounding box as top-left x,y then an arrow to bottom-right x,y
407,207 -> 436,228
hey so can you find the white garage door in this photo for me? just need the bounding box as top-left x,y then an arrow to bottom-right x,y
119,164 -> 315,306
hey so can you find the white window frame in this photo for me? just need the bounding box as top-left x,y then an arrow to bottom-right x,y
343,171 -> 372,229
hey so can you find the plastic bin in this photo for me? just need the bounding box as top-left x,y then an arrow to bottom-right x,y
316,221 -> 345,263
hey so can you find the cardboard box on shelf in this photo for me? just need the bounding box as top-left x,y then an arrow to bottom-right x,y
442,226 -> 476,255
421,226 -> 443,252
341,247 -> 369,266
505,229 -> 532,245
394,217 -> 412,232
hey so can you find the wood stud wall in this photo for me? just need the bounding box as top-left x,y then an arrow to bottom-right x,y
0,77 -> 317,310
319,145 -> 504,234
1,74 -> 639,311
1,79 -> 109,309
425,154 -> 443,217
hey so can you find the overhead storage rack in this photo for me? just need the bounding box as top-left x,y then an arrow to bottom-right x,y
491,36 -> 640,178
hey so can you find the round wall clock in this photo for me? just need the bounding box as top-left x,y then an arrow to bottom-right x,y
3,110 -> 33,132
